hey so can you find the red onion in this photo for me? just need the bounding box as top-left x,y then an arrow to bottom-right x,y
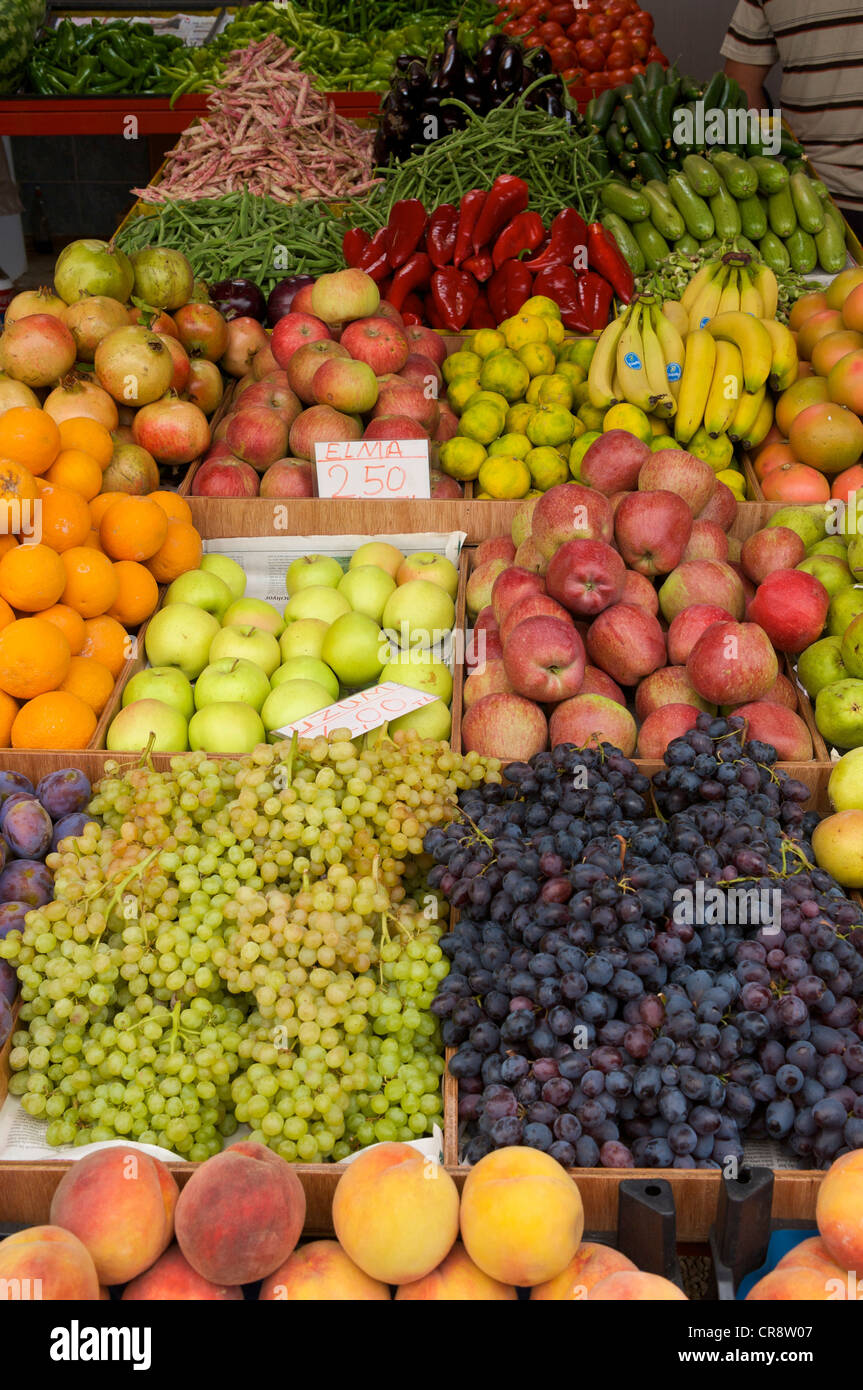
267,275 -> 315,327
210,278 -> 266,323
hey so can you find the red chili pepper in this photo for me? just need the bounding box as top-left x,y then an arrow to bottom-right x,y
586,222 -> 634,304
377,275 -> 392,300
401,292 -> 425,326
472,174 -> 530,255
466,289 -> 498,330
342,227 -> 370,268
426,203 -> 459,268
532,265 -> 592,331
487,259 -> 534,323
387,252 -> 432,312
491,210 -> 546,270
462,250 -> 494,283
387,199 -> 428,270
357,226 -> 391,282
430,268 -> 480,331
525,207 -> 588,271
577,270 -> 614,331
454,190 -> 486,268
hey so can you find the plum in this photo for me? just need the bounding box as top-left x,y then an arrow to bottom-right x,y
0,996 -> 12,1050
0,791 -> 35,827
0,771 -> 34,804
0,902 -> 28,939
0,960 -> 17,1006
3,799 -> 53,860
37,769 -> 91,821
0,860 -> 53,907
51,812 -> 93,852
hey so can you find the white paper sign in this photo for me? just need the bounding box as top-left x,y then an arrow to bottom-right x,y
274,681 -> 436,741
314,439 -> 431,499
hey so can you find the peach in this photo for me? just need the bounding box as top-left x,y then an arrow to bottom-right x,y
530,1242 -> 637,1300
396,1242 -> 517,1300
175,1141 -> 305,1285
776,1236 -> 849,1279
49,1149 -> 177,1285
259,1240 -> 391,1300
0,1225 -> 99,1300
816,1148 -> 863,1271
332,1143 -> 459,1285
459,1147 -> 584,1287
746,1267 -> 845,1300
589,1271 -> 687,1300
122,1244 -> 243,1300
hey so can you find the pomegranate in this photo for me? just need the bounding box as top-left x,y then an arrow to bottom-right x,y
157,334 -> 191,394
53,237 -> 134,304
192,456 -> 260,497
128,307 -> 178,338
219,317 -> 268,377
0,313 -> 77,386
64,296 -> 130,361
185,358 -> 224,415
172,303 -> 228,362
101,442 -> 160,494
0,375 -> 40,416
94,326 -> 174,406
111,425 -> 136,446
4,286 -> 67,325
133,398 -> 210,466
130,247 -> 194,311
43,373 -> 119,429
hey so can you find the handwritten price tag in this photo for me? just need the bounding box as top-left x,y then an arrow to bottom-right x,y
314,439 -> 431,499
274,682 -> 437,741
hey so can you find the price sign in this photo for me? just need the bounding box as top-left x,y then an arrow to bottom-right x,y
274,682 -> 437,741
314,439 -> 431,499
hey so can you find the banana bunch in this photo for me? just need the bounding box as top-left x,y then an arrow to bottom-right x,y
589,294 -> 684,418
681,255 -> 778,333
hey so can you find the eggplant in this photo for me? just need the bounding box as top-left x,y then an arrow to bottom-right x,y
438,39 -> 464,93
266,276 -> 314,327
395,53 -> 413,71
545,92 -> 565,118
443,26 -> 459,49
497,44 -> 523,93
391,77 -> 413,112
477,33 -> 505,83
407,59 -> 429,92
528,47 -> 553,77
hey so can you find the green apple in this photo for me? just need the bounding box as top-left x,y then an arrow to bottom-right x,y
847,535 -> 863,581
122,666 -> 194,719
796,554 -> 854,599
222,596 -> 284,637
389,698 -> 452,739
200,553 -> 247,601
766,506 -> 825,550
194,658 -> 271,712
283,586 -> 351,627
107,698 -> 188,753
261,679 -> 334,736
842,612 -> 863,677
144,604 -> 220,679
188,702 -> 266,753
382,578 -> 455,650
380,650 -> 453,704
337,565 -> 396,622
279,619 -> 328,662
815,678 -> 863,749
208,625 -> 281,678
828,747 -> 863,811
271,657 -> 339,701
798,635 -> 848,698
286,553 -> 344,596
827,587 -> 863,638
808,538 -> 848,559
321,613 -> 388,688
165,568 -> 233,620
349,541 -> 404,578
395,551 -> 459,598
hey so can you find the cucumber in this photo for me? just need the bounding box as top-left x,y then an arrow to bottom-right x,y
790,172 -> 826,234
643,180 -> 685,239
652,82 -> 677,142
645,60 -> 666,91
623,93 -> 662,154
737,193 -> 767,241
699,236 -> 721,254
708,150 -> 758,198
702,70 -> 727,109
758,230 -> 790,273
632,218 -> 670,271
709,179 -> 742,239
733,235 -> 759,256
747,155 -> 788,194
588,86 -> 618,133
767,185 -> 797,238
605,122 -> 625,159
600,181 -> 650,222
635,151 -> 667,184
682,153 -> 720,197
624,132 -> 640,153
667,172 -> 715,240
600,212 -> 645,274
674,233 -> 700,254
786,227 -> 817,273
816,217 -> 847,273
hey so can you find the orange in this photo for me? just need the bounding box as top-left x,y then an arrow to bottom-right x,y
45,449 -> 103,502
145,519 -> 203,583
0,617 -> 71,698
83,529 -> 103,551
100,496 -> 168,562
11,690 -> 96,750
0,689 -> 18,745
0,407 -> 60,476
80,614 -> 129,676
40,603 -> 85,654
148,491 -> 192,525
89,492 -> 124,529
107,560 -> 158,627
0,536 -> 18,561
36,482 -> 91,553
57,418 -> 113,470
0,457 -> 39,535
0,597 -> 13,633
0,542 -> 66,612
60,547 -> 119,618
60,655 -> 115,715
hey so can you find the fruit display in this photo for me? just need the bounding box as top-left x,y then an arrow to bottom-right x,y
108,540 -> 459,752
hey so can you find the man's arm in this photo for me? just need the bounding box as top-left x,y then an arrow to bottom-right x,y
723,58 -> 770,109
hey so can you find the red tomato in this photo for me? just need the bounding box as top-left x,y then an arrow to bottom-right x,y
524,32 -> 546,46
606,1 -> 628,20
588,72 -> 612,90
567,14 -> 590,38
629,34 -> 650,57
623,13 -> 652,31
494,9 -> 509,20
561,65 -> 580,83
605,67 -> 630,86
547,3 -> 575,22
595,31 -> 615,53
550,37 -> 578,65
646,46 -> 668,63
576,39 -> 606,70
589,13 -> 613,33
629,61 -> 645,74
608,41 -> 633,63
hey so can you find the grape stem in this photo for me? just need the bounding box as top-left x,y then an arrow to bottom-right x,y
99,847 -> 160,940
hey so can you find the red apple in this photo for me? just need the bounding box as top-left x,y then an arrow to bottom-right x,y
681,519 -> 729,562
620,569 -> 659,615
371,381 -> 439,433
580,429 -> 650,495
375,300 -> 405,327
466,627 -> 502,672
271,312 -> 331,367
429,469 -> 462,497
475,606 -> 499,636
399,353 -> 443,395
491,566 -> 546,623
585,603 -> 666,686
291,284 -> 316,315
548,693 -> 637,757
580,664 -> 626,705
363,415 -> 429,441
732,703 -> 814,760
433,406 -> 459,443
614,491 -> 693,576
467,559 -> 509,616
666,604 -> 734,665
514,537 -> 547,574
340,316 -> 410,373
202,439 -> 233,464
192,457 -> 259,498
288,404 -> 362,461
226,407 -> 289,471
747,570 -> 830,654
462,693 -> 548,760
531,482 -> 615,559
637,704 -> 700,759
259,459 -> 315,498
687,620 -> 779,703
658,560 -> 746,622
749,672 -> 797,710
463,657 -> 515,709
545,538 -> 626,616
637,449 -> 716,515
476,536 -> 516,569
500,593 -> 573,646
729,561 -> 756,605
697,480 -> 738,530
286,340 -> 350,403
740,526 -> 806,584
503,616 -> 585,702
635,666 -> 715,720
406,324 -> 446,366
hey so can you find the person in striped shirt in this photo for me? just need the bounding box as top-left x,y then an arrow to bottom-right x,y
721,0 -> 863,239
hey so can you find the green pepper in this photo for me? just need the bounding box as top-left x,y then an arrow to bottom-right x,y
69,56 -> 99,95
99,49 -> 135,81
